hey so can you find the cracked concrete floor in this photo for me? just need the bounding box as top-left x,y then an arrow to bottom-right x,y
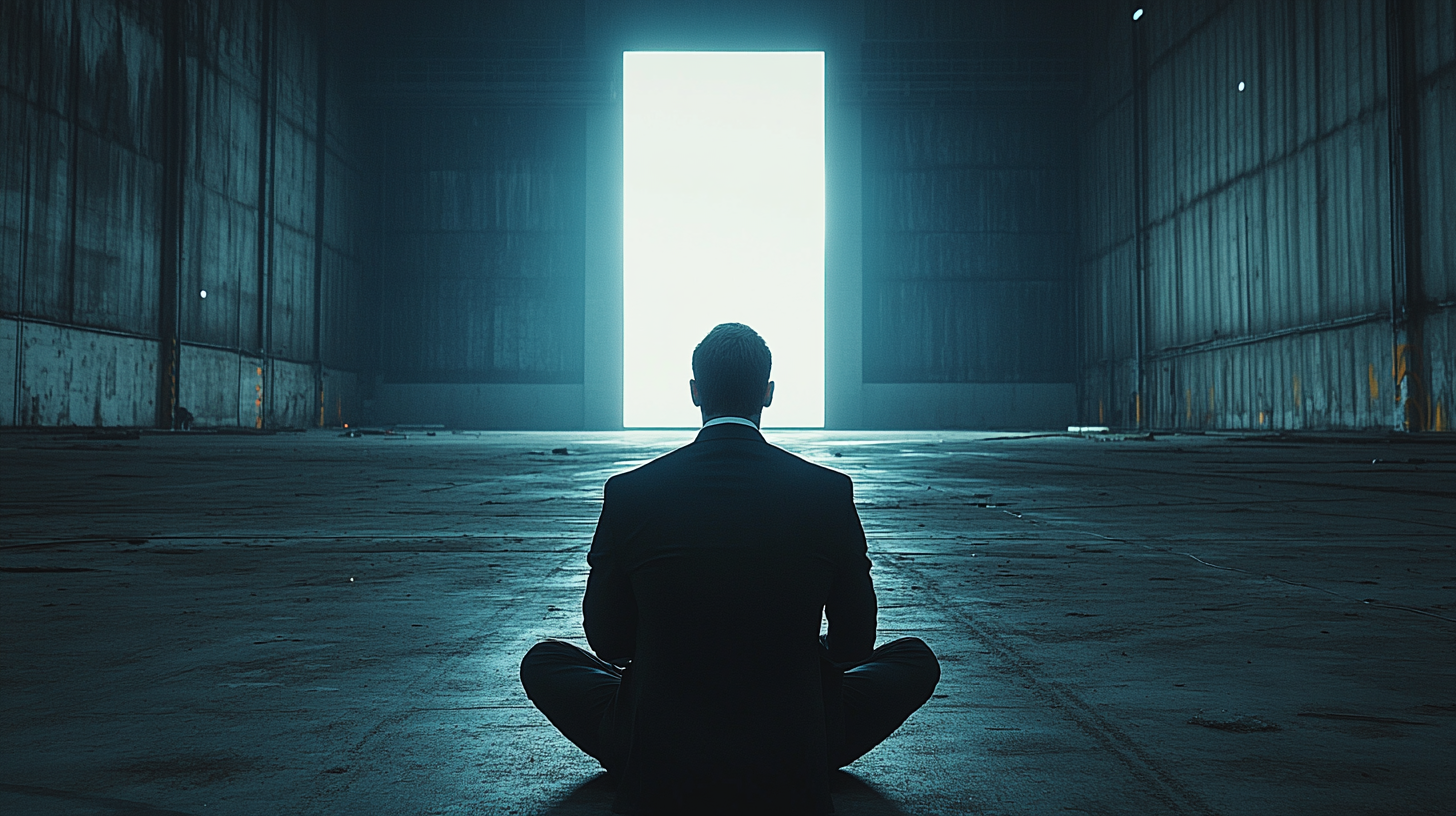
1,429 -> 1452,815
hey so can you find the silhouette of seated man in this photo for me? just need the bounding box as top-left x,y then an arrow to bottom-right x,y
521,323 -> 940,815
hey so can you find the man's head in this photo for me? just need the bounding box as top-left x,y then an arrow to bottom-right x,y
690,323 -> 774,423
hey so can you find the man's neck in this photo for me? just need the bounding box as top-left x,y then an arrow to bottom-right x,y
701,414 -> 761,429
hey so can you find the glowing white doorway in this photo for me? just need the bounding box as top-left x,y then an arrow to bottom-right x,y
622,51 -> 825,428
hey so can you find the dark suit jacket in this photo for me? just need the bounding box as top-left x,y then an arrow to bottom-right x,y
584,422 -> 877,815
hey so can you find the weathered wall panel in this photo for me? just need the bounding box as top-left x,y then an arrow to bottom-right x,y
319,26 -> 375,381
378,107 -> 586,384
321,365 -> 357,426
266,356 -> 313,427
180,1 -> 264,353
1,0 -> 373,427
1076,0 -> 1453,431
0,318 -> 17,421
21,111 -> 76,324
358,0 -> 589,401
861,1 -> 1079,388
0,93 -> 25,314
1413,0 -> 1455,429
70,0 -> 164,336
1,0 -> 164,428
179,342 -> 250,426
1425,306 -> 1455,431
72,131 -> 162,334
319,155 -> 371,374
16,321 -> 157,426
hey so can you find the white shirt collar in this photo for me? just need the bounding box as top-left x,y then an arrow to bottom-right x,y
702,416 -> 760,430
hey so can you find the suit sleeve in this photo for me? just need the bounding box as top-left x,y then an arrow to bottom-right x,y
823,474 -> 876,665
583,477 -> 637,662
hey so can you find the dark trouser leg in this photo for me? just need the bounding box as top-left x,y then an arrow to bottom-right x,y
520,639 -> 622,770
830,637 -> 940,768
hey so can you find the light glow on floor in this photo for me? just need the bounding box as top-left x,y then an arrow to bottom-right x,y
623,51 -> 825,428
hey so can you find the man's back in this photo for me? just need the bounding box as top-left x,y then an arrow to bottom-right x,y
584,422 -> 876,815
522,323 -> 935,815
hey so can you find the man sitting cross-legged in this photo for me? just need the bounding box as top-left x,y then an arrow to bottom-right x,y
521,322 -> 940,815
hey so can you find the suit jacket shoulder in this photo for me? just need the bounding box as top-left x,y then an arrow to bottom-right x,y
609,432 -> 854,496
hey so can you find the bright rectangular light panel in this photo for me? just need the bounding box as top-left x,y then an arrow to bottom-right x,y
623,51 -> 825,428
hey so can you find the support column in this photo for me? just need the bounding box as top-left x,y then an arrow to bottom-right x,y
256,0 -> 278,429
824,2 -> 863,430
583,93 -> 624,431
583,1 -> 624,431
157,0 -> 185,429
1131,9 -> 1150,430
1386,0 -> 1427,431
313,0 -> 329,427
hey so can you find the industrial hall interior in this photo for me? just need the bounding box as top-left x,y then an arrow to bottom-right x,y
1,1 -> 1453,815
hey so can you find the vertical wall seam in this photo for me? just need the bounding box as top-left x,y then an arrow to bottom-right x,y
314,0 -> 328,426
65,0 -> 80,326
157,0 -> 185,429
14,1 -> 35,425
1386,0 -> 1427,431
256,0 -> 277,428
1133,7 -> 1149,429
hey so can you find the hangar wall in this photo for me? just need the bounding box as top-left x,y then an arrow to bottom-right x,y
857,0 -> 1080,429
0,0 -> 374,429
358,0 -> 1083,430
12,1 -> 1445,432
358,1 -> 588,429
1077,0 -> 1455,431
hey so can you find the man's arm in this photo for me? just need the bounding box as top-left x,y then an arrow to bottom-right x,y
823,475 -> 876,665
583,477 -> 636,663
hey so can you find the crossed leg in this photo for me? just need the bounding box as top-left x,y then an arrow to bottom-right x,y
520,637 -> 939,770
832,636 -> 941,767
519,639 -> 623,769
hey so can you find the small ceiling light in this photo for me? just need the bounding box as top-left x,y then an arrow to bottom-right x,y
200,290 -> 208,298
1237,81 -> 1246,92
1132,8 -> 1144,20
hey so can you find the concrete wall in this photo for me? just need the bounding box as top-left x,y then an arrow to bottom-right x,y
1076,0 -> 1455,431
0,0 -> 372,428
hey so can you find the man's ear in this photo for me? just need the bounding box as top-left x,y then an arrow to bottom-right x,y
689,379 -> 702,407
762,381 -> 775,408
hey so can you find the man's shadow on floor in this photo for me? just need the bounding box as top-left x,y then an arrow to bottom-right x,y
539,770 -> 910,815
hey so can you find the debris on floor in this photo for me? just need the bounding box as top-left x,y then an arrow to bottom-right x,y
1188,713 -> 1281,733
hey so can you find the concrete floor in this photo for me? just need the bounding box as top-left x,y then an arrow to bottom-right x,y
1,429 -> 1452,815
